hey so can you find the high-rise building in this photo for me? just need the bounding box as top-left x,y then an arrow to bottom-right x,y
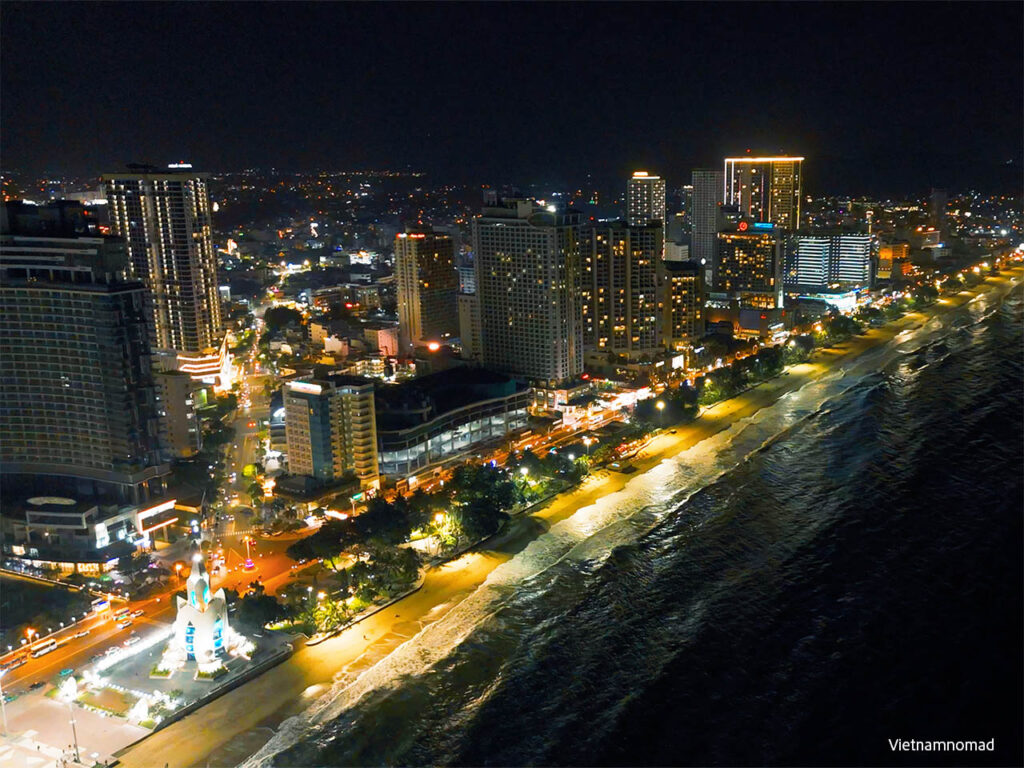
627,171 -> 667,226
660,260 -> 704,351
394,225 -> 458,355
457,292 -> 483,362
102,165 -> 227,385
715,222 -> 784,308
877,241 -> 910,280
784,233 -> 876,290
472,199 -> 583,386
0,220 -> 168,503
155,371 -> 202,459
579,222 -> 663,358
283,376 -> 379,489
723,156 -> 804,230
691,168 -> 724,286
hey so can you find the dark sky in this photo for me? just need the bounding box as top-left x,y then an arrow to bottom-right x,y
2,2 -> 1021,196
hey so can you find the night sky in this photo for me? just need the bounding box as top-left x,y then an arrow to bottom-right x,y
2,2 -> 1021,196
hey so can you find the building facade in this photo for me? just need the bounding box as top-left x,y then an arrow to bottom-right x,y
691,168 -> 724,286
627,171 -> 667,226
715,222 -> 784,308
0,230 -> 168,502
723,156 -> 804,230
103,165 -> 227,384
579,222 -> 663,358
877,241 -> 909,280
784,233 -> 876,291
472,199 -> 583,386
283,376 -> 379,489
394,226 -> 458,355
375,369 -> 530,480
458,292 -> 483,362
660,260 -> 704,350
155,371 -> 202,459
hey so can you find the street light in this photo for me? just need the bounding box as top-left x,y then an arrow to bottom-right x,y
656,400 -> 665,426
583,436 -> 593,456
520,467 -> 529,477
59,676 -> 81,763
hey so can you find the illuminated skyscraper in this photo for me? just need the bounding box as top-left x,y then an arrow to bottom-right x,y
785,233 -> 875,290
472,199 -> 582,385
627,171 -> 667,226
715,221 -> 784,308
102,165 -> 227,385
660,260 -> 704,351
691,168 -> 724,286
723,156 -> 804,230
0,217 -> 168,503
394,225 -> 458,355
579,222 -> 663,357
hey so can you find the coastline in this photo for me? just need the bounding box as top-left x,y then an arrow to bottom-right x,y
114,268 -> 1023,768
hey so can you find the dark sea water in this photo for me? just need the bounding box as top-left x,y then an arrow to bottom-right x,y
250,282 -> 1023,768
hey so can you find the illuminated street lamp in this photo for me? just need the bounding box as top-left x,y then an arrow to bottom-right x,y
656,400 -> 666,426
520,467 -> 529,477
583,436 -> 593,456
59,676 -> 81,763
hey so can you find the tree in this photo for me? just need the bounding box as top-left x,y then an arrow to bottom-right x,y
784,334 -> 815,365
263,306 -> 304,332
117,553 -> 150,581
238,593 -> 287,628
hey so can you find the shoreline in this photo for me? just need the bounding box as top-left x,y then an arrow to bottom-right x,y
114,268 -> 1023,768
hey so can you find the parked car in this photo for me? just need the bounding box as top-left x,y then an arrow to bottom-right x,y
58,668 -> 74,677
29,681 -> 45,691
123,635 -> 141,647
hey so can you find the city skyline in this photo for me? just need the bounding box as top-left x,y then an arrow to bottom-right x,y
0,4 -> 1021,768
2,3 -> 1022,195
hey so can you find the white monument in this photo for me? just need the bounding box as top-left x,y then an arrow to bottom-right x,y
170,545 -> 229,663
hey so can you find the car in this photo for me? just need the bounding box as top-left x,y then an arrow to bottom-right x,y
123,635 -> 141,647
29,681 -> 45,691
131,610 -> 144,618
8,658 -> 26,670
117,619 -> 132,629
89,653 -> 104,663
58,667 -> 74,677
74,630 -> 90,638
104,647 -> 119,657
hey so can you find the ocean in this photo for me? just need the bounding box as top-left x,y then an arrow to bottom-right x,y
245,281 -> 1023,767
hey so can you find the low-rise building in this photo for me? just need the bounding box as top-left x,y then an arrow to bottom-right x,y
376,368 -> 530,480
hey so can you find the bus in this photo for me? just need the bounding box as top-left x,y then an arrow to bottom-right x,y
91,596 -> 110,614
30,639 -> 57,658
